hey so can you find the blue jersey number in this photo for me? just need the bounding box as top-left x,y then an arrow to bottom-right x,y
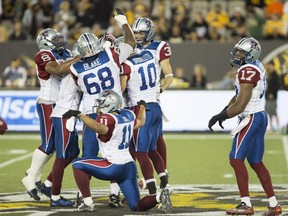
118,125 -> 132,150
138,63 -> 157,91
83,67 -> 115,94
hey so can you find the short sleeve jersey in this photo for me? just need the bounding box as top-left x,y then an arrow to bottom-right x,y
70,48 -> 122,114
235,60 -> 266,116
35,49 -> 72,103
96,109 -> 135,164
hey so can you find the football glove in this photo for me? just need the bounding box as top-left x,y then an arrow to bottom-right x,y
218,106 -> 229,129
62,110 -> 81,119
104,32 -> 116,43
137,100 -> 147,108
0,117 -> 8,135
208,111 -> 228,131
112,8 -> 128,26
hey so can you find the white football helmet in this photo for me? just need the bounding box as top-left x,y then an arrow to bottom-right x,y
132,17 -> 155,45
36,28 -> 66,51
230,37 -> 261,68
71,43 -> 80,57
93,90 -> 122,114
77,33 -> 101,58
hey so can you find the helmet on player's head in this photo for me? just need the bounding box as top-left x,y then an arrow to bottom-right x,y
36,28 -> 66,51
132,17 -> 155,45
77,33 -> 101,58
230,37 -> 261,68
93,90 -> 122,114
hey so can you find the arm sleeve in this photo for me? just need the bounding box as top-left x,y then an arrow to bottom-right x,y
96,114 -> 116,142
119,43 -> 134,64
35,51 -> 56,80
237,66 -> 260,87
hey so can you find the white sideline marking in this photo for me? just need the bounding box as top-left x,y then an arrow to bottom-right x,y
223,174 -> 233,178
282,136 -> 288,170
0,152 -> 33,169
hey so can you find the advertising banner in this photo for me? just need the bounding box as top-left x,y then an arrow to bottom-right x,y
1,90 -> 288,132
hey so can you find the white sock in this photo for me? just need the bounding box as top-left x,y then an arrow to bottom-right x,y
84,197 -> 93,206
110,182 -> 120,195
36,152 -> 54,180
44,180 -> 52,187
28,149 -> 49,181
268,196 -> 278,207
51,195 -> 60,201
241,196 -> 252,207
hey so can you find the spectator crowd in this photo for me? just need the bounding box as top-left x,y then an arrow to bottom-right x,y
1,0 -> 287,89
0,0 -> 288,43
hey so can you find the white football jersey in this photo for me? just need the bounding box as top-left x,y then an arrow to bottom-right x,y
138,40 -> 172,104
123,49 -> 159,106
50,74 -> 82,117
70,48 -> 122,114
235,60 -> 266,117
96,109 -> 135,164
35,49 -> 72,104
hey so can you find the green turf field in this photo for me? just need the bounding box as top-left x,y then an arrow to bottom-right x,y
0,133 -> 287,193
0,133 -> 288,215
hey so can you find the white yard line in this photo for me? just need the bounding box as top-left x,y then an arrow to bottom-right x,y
0,152 -> 33,169
282,136 -> 288,171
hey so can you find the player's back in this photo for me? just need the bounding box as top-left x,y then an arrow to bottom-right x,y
97,109 -> 135,164
70,49 -> 122,114
35,49 -> 71,104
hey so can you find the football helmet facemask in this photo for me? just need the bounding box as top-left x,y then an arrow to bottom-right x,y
230,37 -> 261,68
132,18 -> 155,45
77,33 -> 101,58
93,90 -> 122,114
36,28 -> 66,51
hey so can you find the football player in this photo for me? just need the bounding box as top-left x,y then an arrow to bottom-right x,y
208,37 -> 282,216
98,34 -> 171,210
21,28 -> 80,203
68,8 -> 135,208
130,17 -> 173,189
62,90 -> 170,212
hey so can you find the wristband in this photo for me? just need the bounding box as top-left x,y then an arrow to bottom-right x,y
165,74 -> 173,78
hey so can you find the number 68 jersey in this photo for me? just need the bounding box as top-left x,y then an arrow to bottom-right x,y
235,60 -> 266,117
69,47 -> 123,114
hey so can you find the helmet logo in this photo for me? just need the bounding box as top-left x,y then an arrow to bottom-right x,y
145,20 -> 151,28
251,40 -> 260,51
41,31 -> 49,39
